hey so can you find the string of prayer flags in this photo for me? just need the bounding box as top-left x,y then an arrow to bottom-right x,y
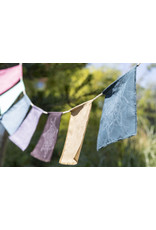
0,64 -> 22,95
0,63 -> 141,165
31,112 -> 62,162
59,99 -> 93,165
97,66 -> 137,151
1,95 -> 31,135
0,80 -> 25,115
9,106 -> 43,151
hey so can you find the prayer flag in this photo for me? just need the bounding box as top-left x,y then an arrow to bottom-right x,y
9,106 -> 43,151
31,112 -> 62,162
0,80 -> 25,115
97,66 -> 137,151
0,64 -> 22,95
59,100 -> 93,165
1,95 -> 31,135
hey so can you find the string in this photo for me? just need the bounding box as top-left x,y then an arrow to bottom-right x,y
62,92 -> 103,114
62,64 -> 141,114
19,63 -> 141,115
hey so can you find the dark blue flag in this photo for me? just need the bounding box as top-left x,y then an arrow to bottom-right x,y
97,66 -> 137,151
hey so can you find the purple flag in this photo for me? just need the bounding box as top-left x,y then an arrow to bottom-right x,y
31,112 -> 62,162
9,106 -> 43,151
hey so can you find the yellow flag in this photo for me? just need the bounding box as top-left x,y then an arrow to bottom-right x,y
59,100 -> 93,165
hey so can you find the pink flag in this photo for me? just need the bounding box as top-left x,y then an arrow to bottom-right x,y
9,106 -> 43,151
0,64 -> 22,95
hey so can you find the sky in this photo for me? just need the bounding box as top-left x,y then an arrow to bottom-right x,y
91,63 -> 156,88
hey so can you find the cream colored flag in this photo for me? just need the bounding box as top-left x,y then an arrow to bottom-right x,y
59,99 -> 93,165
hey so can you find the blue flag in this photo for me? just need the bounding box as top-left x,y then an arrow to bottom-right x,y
0,95 -> 31,135
0,80 -> 25,115
97,66 -> 137,151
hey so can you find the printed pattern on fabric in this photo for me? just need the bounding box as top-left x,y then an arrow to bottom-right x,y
0,80 -> 25,115
0,64 -> 22,95
1,95 -> 31,135
9,106 -> 43,151
59,100 -> 93,165
97,66 -> 137,151
31,112 -> 62,162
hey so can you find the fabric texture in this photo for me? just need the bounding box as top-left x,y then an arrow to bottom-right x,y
1,95 -> 31,135
97,66 -> 137,151
59,100 -> 93,165
0,64 -> 22,95
31,112 -> 62,162
0,80 -> 25,115
9,106 -> 43,151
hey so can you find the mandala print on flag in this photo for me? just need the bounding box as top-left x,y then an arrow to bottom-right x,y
97,66 -> 137,150
40,117 -> 58,159
31,112 -> 62,162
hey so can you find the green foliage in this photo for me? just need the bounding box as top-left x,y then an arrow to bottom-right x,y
0,63 -> 156,167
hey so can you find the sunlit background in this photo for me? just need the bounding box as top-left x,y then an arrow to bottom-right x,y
91,63 -> 156,87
